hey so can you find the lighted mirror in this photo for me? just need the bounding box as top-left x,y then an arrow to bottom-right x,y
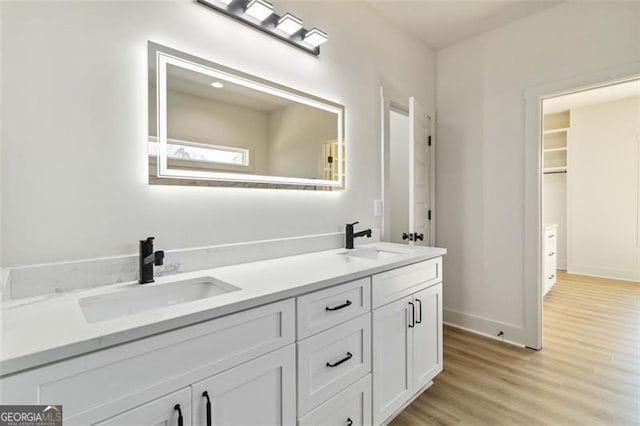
148,42 -> 345,190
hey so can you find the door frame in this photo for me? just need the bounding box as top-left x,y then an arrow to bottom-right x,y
523,62 -> 640,350
380,86 -> 437,245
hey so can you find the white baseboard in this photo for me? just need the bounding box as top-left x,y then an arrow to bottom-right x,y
443,309 -> 527,348
567,264 -> 640,283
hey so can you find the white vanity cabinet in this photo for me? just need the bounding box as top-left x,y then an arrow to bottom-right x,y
2,252 -> 446,426
371,258 -> 443,425
0,299 -> 295,425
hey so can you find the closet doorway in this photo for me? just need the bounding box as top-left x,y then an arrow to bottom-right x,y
540,78 -> 640,344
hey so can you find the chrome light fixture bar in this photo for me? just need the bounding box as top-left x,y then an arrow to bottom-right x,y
196,0 -> 327,56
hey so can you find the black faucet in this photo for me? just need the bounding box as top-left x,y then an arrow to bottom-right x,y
345,221 -> 372,249
139,237 -> 165,284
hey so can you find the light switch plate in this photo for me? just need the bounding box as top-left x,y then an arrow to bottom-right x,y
374,200 -> 383,217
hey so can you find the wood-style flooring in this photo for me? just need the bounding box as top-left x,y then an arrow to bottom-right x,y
390,271 -> 640,425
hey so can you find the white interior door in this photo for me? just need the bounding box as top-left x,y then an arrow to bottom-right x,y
381,87 -> 434,245
409,97 -> 431,246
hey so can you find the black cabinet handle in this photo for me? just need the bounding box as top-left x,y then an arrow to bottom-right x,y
326,352 -> 353,367
346,417 -> 353,426
174,404 -> 184,426
326,300 -> 352,311
415,298 -> 422,324
202,391 -> 212,426
408,302 -> 415,328
413,233 -> 424,241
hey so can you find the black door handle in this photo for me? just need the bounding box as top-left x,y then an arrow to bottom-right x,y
326,352 -> 353,367
408,302 -> 415,328
346,417 -> 353,426
174,404 -> 184,426
402,232 -> 414,241
326,300 -> 352,311
202,391 -> 212,426
415,298 -> 422,324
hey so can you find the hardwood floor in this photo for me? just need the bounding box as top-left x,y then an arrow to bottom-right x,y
390,271 -> 640,425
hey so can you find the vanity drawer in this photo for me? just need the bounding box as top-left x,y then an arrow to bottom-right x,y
297,313 -> 371,416
298,374 -> 371,426
297,277 -> 371,339
1,299 -> 295,425
372,258 -> 442,308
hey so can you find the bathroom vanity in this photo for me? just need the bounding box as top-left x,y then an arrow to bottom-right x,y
0,243 -> 445,426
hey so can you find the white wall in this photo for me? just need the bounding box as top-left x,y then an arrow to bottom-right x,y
0,0 -> 435,267
268,103 -> 336,179
568,96 -> 640,281
437,1 -> 640,345
164,90 -> 271,174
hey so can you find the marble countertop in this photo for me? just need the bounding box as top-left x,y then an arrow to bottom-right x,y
0,242 -> 446,377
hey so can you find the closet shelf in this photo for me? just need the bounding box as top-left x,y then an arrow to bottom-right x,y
544,166 -> 567,173
543,127 -> 569,135
544,147 -> 568,153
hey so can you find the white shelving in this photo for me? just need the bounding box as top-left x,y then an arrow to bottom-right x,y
543,111 -> 570,174
543,147 -> 567,153
543,127 -> 569,135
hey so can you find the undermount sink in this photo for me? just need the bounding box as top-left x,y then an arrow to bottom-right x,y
338,247 -> 402,260
79,277 -> 241,323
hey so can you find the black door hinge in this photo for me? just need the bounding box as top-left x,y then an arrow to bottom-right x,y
428,210 -> 432,221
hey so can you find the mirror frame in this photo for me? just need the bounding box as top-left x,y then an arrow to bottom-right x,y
148,41 -> 346,190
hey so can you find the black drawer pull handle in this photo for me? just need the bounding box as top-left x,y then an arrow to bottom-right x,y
548,234 -> 555,238
326,352 -> 353,367
548,252 -> 555,256
326,300 -> 352,311
415,298 -> 423,324
548,274 -> 555,280
408,302 -> 415,328
174,404 -> 184,426
346,417 -> 353,426
203,391 -> 212,426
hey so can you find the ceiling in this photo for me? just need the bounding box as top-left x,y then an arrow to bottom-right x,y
544,79 -> 640,114
166,64 -> 292,113
364,0 -> 561,49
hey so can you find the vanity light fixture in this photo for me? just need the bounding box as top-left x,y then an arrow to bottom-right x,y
244,0 -> 273,22
303,28 -> 328,47
196,0 -> 327,56
276,13 -> 302,35
211,81 -> 224,88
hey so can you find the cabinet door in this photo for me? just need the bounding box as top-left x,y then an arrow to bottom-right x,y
192,344 -> 296,426
372,296 -> 413,425
412,283 -> 443,390
95,387 -> 190,426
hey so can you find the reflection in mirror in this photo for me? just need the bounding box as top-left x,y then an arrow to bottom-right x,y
148,42 -> 345,190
